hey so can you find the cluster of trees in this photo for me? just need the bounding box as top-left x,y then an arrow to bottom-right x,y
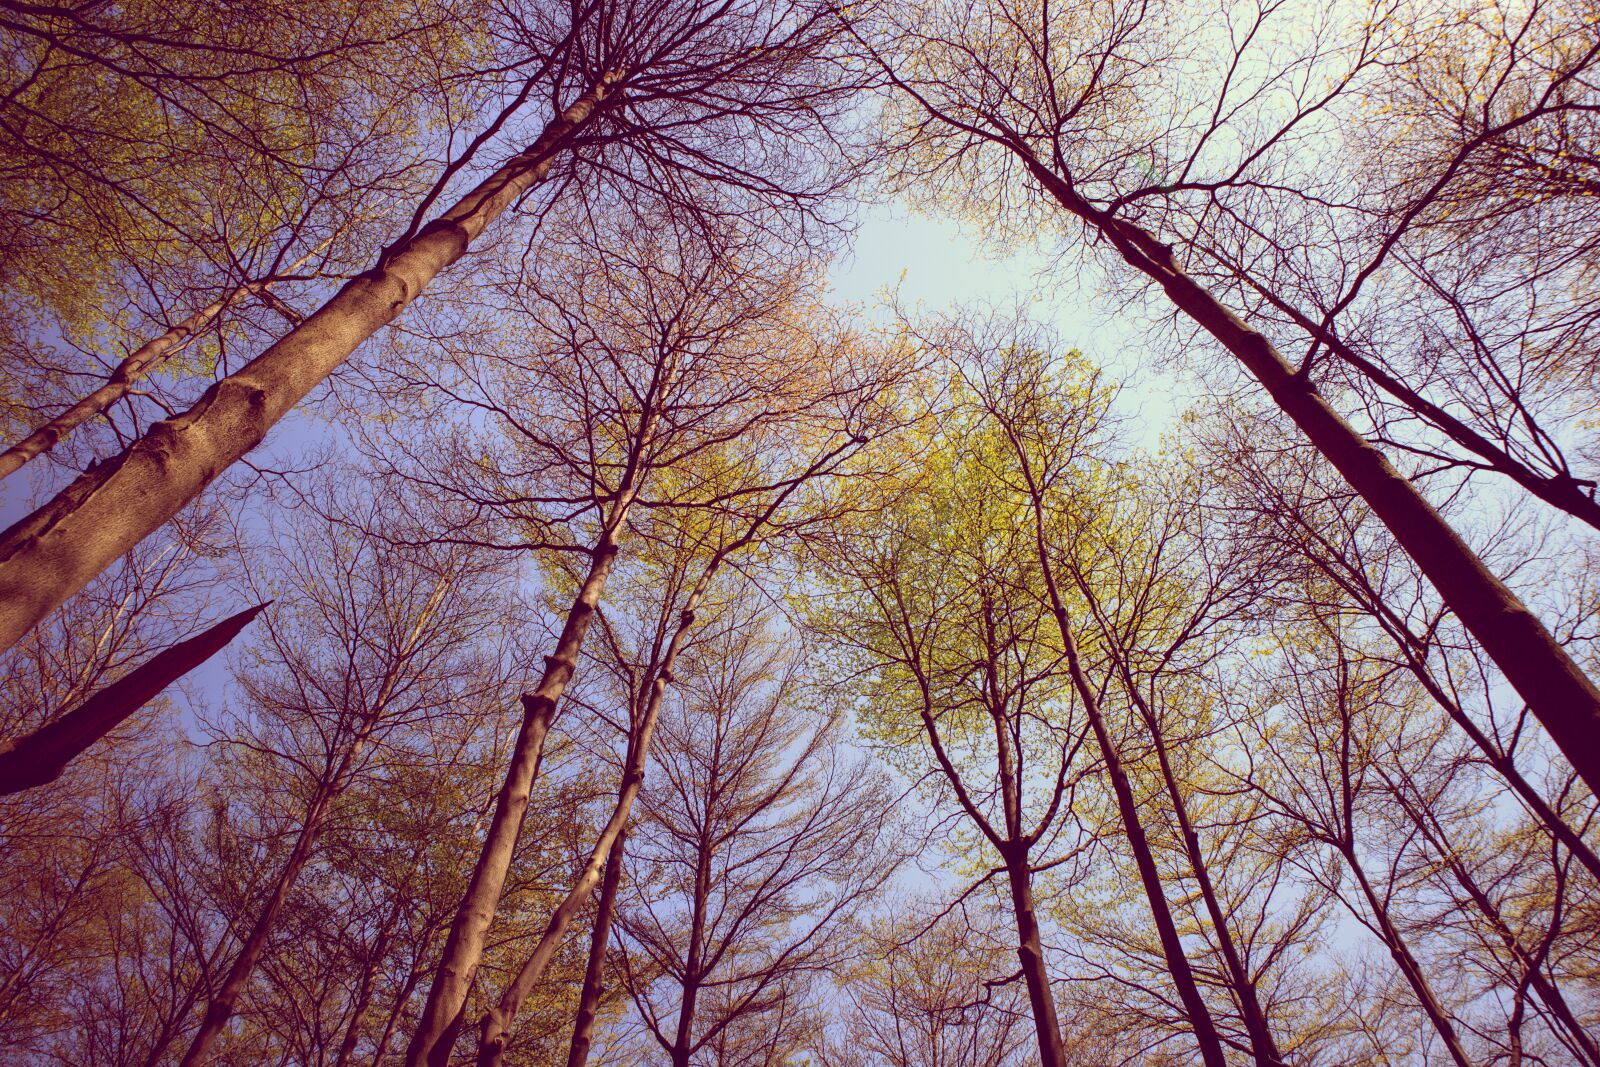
2,0 -> 1597,1063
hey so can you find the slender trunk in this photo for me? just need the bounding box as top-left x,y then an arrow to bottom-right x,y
178,786 -> 338,1065
1128,680 -> 1284,1066
1000,848 -> 1068,1067
1016,151 -> 1600,795
1023,504 -> 1228,1066
0,73 -> 623,658
1390,784 -> 1600,1065
372,964 -> 428,1066
1453,859 -> 1600,1065
1342,847 -> 1474,1067
670,841 -> 712,1067
407,536 -> 621,1067
566,826 -> 628,1067
0,241 -> 333,482
475,572 -> 713,1067
1382,629 -> 1600,885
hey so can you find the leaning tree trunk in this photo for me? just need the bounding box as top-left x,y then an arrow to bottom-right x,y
999,846 -> 1070,1067
1014,149 -> 1600,797
475,571 -> 714,1067
1019,476 -> 1229,1067
0,240 -> 333,482
565,825 -> 628,1067
0,72 -> 623,658
0,602 -> 266,794
405,534 -> 623,1067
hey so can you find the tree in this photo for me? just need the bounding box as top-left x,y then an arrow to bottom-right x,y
821,906 -> 1035,1067
174,482 -> 523,1063
0,0 -> 870,660
852,0 -> 1600,794
611,610 -> 897,1067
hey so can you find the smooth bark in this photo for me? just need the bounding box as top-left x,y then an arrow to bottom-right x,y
0,601 -> 266,794
1013,152 -> 1600,795
0,241 -> 333,482
0,73 -> 622,658
1342,847 -> 1474,1067
565,825 -> 627,1067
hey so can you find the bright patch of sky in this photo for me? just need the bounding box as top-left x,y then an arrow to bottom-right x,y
830,201 -> 1191,449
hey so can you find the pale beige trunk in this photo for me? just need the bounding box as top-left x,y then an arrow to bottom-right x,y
0,240 -> 333,482
0,73 -> 622,658
404,549 -> 615,1065
473,572 -> 714,1067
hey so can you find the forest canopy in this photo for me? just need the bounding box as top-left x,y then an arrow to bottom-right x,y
1,0 -> 1597,1063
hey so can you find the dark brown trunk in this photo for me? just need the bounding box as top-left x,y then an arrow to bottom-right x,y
1017,150 -> 1600,796
1125,677 -> 1285,1066
1000,848 -> 1069,1067
566,826 -> 628,1067
0,602 -> 266,794
1342,847 -> 1474,1067
0,74 -> 623,658
1022,495 -> 1228,1066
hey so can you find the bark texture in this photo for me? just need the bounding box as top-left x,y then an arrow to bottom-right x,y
404,536 -> 621,1067
565,826 -> 627,1067
1017,152 -> 1600,796
0,241 -> 332,482
0,74 -> 621,658
475,580 -> 712,1067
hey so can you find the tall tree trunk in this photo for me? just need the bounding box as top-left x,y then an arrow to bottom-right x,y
178,577 -> 446,1065
1000,847 -> 1069,1067
475,571 -> 714,1067
0,72 -> 623,658
565,826 -> 628,1067
669,841 -> 712,1067
1342,847 -> 1474,1067
406,534 -> 623,1067
1116,669 -> 1285,1066
1389,781 -> 1600,1065
1020,483 -> 1229,1066
333,885 -> 413,1067
1014,149 -> 1600,795
0,240 -> 333,482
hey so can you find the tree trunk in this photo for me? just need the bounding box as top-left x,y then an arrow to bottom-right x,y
565,826 -> 628,1067
0,602 -> 266,794
1016,150 -> 1600,796
407,536 -> 623,1067
1124,676 -> 1285,1066
1342,847 -> 1474,1067
0,72 -> 623,658
474,574 -> 713,1067
670,836 -> 713,1067
333,886 -> 412,1067
178,786 -> 338,1065
0,241 -> 333,482
1000,848 -> 1069,1067
1024,502 -> 1229,1066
